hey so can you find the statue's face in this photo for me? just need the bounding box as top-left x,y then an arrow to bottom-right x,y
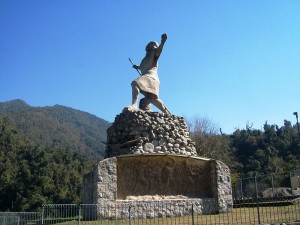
145,42 -> 158,52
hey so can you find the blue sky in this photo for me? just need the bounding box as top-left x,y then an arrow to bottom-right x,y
1,0 -> 299,134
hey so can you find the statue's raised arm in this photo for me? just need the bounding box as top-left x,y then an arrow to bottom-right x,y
128,34 -> 170,114
155,33 -> 167,57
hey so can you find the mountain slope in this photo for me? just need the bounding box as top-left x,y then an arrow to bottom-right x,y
0,115 -> 89,211
0,99 -> 111,159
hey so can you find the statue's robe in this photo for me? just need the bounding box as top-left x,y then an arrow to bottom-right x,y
133,48 -> 160,97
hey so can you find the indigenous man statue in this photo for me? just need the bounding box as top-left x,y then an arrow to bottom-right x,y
129,33 -> 171,114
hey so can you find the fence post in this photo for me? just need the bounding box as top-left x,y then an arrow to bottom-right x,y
128,205 -> 132,225
255,176 -> 261,224
271,174 -> 274,198
191,203 -> 194,225
41,205 -> 44,225
290,171 -> 294,196
78,205 -> 81,225
240,178 -> 244,199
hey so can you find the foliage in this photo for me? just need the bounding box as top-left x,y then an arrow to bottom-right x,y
188,115 -> 300,179
230,120 -> 300,176
0,115 -> 94,211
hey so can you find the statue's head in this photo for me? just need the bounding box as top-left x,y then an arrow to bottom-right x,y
145,41 -> 158,52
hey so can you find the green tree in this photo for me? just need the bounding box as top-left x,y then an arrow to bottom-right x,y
0,114 -> 92,211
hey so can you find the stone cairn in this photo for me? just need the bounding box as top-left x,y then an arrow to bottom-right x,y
105,107 -> 197,158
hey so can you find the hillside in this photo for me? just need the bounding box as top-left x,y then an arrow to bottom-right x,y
0,99 -> 111,160
1,99 -> 300,211
0,115 -> 89,211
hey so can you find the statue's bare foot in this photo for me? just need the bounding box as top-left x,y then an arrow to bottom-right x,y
123,105 -> 139,113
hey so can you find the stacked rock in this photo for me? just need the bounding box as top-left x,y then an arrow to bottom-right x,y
105,108 -> 197,158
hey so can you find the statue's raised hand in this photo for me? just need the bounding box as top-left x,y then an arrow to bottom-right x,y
161,33 -> 167,42
132,64 -> 139,70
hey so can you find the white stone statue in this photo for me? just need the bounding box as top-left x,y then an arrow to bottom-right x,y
129,33 -> 170,114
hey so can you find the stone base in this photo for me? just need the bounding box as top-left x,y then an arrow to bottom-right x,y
92,198 -> 217,219
83,109 -> 233,219
83,154 -> 233,219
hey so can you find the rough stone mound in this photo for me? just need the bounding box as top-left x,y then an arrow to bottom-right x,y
105,108 -> 197,157
261,187 -> 300,198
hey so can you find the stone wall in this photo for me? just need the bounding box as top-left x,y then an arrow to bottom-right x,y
83,157 -> 117,204
96,198 -> 217,219
214,160 -> 233,212
105,108 -> 197,157
82,170 -> 97,204
83,154 -> 233,218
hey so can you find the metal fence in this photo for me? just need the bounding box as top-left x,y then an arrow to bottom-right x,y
1,170 -> 300,225
232,170 -> 300,199
41,204 -> 79,225
43,199 -> 300,225
0,212 -> 41,225
2,198 -> 300,225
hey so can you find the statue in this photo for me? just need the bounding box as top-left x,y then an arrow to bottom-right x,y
129,33 -> 170,114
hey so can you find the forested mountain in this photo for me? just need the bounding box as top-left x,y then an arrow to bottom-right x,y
1,99 -> 299,211
0,115 -> 93,211
0,99 -> 111,160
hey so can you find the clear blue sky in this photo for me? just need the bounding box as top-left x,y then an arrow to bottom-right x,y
1,1 -> 299,134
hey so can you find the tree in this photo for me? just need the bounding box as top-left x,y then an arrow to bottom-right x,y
0,114 -> 92,211
230,120 -> 300,177
186,115 -> 234,167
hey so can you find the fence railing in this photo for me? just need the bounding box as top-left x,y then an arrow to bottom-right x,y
2,197 -> 300,225
233,169 -> 300,199
0,212 -> 41,225
41,204 -> 79,225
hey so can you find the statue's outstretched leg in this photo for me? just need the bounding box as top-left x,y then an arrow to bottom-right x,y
148,95 -> 171,114
130,81 -> 140,109
153,99 -> 171,114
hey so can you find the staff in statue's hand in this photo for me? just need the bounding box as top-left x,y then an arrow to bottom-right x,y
128,58 -> 141,76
